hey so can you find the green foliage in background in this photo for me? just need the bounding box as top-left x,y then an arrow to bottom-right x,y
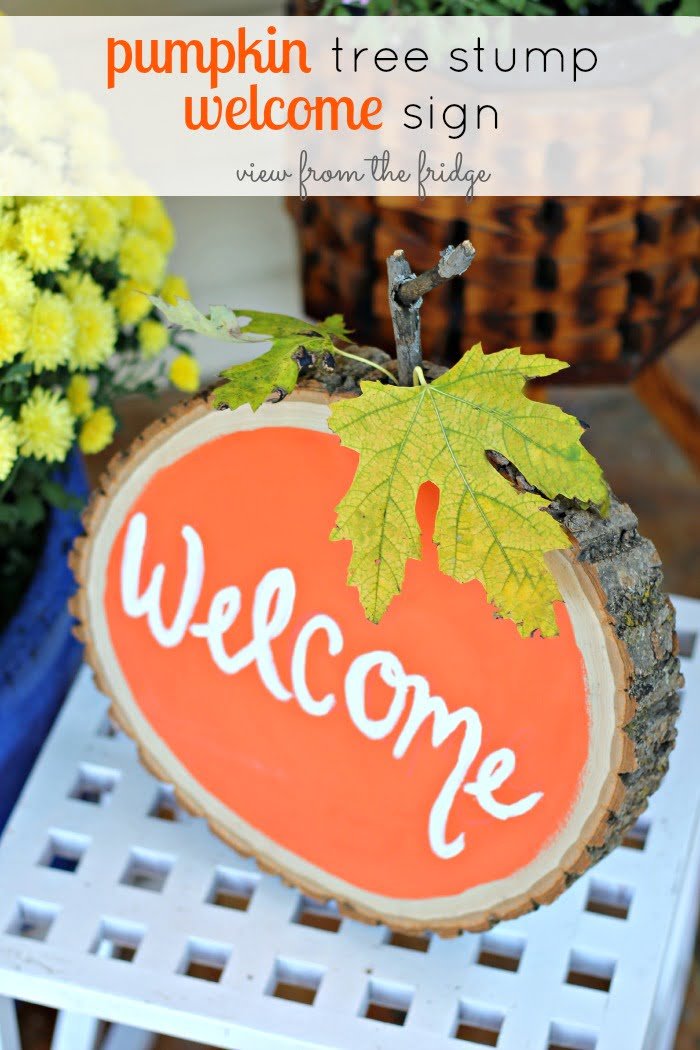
321,0 -> 693,14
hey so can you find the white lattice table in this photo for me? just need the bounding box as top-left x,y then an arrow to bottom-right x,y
0,597 -> 698,1050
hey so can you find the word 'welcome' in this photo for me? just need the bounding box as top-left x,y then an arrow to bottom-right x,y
120,513 -> 544,860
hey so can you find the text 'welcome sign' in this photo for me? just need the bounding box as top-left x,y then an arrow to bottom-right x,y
75,391 -> 622,932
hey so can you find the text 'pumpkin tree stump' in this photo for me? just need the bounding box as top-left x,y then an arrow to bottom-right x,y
71,241 -> 683,935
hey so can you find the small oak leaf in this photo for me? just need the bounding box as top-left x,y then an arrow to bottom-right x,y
227,310 -> 347,343
150,297 -> 266,343
151,298 -> 340,412
321,313 -> 352,339
328,343 -> 608,638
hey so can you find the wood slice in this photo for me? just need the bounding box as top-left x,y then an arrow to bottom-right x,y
71,381 -> 682,935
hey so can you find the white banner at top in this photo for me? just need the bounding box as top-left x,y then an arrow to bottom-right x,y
1,15 -> 698,197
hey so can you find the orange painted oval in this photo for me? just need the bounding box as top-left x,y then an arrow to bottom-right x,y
103,420 -> 589,900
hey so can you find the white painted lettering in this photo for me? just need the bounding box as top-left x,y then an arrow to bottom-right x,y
119,514 -> 544,857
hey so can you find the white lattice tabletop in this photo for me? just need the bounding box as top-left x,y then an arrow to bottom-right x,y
0,597 -> 698,1050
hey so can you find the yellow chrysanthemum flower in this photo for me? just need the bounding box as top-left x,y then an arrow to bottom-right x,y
0,213 -> 15,251
18,387 -> 74,463
130,197 -> 175,254
71,297 -> 117,371
46,198 -> 86,240
0,250 -> 35,313
150,211 -> 175,254
106,197 -> 132,221
59,270 -> 103,305
168,352 -> 200,393
18,201 -> 73,274
111,279 -> 151,326
137,318 -> 168,359
79,197 -> 121,262
118,230 -> 166,290
129,196 -> 167,230
0,304 -> 27,365
129,197 -> 157,227
78,405 -> 116,454
66,374 -> 93,419
0,411 -> 19,483
160,274 -> 190,307
24,291 -> 75,373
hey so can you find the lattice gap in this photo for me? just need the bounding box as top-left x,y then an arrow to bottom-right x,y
6,899 -> 58,942
207,867 -> 259,912
267,957 -> 325,1006
179,937 -> 232,983
148,785 -> 184,823
547,1020 -> 598,1050
95,713 -> 119,739
584,879 -> 633,921
565,949 -> 616,993
385,927 -> 431,953
622,816 -> 650,852
120,847 -> 174,893
70,764 -> 120,806
477,930 -> 526,973
293,895 -> 342,933
678,629 -> 697,659
38,830 -> 90,874
362,978 -> 414,1027
454,1000 -> 505,1046
91,918 -> 145,963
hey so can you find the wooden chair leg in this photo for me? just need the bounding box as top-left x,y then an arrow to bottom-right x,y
635,358 -> 700,474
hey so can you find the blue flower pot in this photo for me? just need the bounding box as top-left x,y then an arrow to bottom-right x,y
0,450 -> 89,831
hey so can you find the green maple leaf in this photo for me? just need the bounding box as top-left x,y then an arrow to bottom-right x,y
328,344 -> 608,638
150,297 -> 342,412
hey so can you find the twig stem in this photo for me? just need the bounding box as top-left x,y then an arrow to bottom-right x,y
395,240 -> 476,307
387,250 -> 421,387
334,344 -> 398,385
387,241 -> 477,386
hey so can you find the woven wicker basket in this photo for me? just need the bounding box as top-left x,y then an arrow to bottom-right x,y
287,196 -> 700,384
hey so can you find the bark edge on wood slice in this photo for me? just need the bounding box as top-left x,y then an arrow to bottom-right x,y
70,375 -> 683,935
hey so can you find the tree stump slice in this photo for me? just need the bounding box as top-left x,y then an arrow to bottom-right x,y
70,374 -> 683,935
